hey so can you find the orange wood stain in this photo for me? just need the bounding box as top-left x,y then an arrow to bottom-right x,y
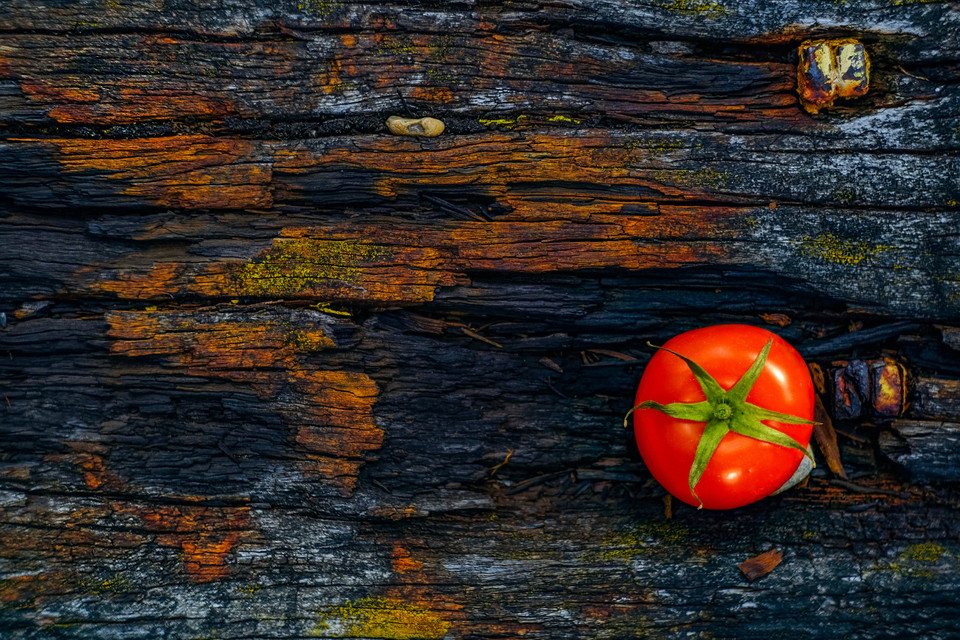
36,450 -> 258,584
42,136 -> 272,209
390,544 -> 425,574
107,309 -> 383,494
138,504 -> 250,583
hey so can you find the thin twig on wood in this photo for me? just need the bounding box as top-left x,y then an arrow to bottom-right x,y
899,65 -> 931,81
505,470 -> 569,495
422,194 -> 488,222
828,478 -> 906,497
489,449 -> 514,477
798,322 -> 918,357
588,348 -> 638,362
545,377 -> 569,398
460,326 -> 503,348
539,357 -> 564,373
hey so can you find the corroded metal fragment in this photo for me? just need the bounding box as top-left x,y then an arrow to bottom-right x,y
386,115 -> 445,137
871,359 -> 907,417
830,358 -> 906,420
832,359 -> 870,420
798,39 -> 870,114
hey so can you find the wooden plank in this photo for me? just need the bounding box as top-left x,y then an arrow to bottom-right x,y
2,2 -> 960,639
880,420 -> 960,482
1,0 -> 958,65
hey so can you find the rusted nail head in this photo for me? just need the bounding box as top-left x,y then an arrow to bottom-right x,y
798,39 -> 870,114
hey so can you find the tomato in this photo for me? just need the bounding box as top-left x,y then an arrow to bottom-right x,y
632,324 -> 815,510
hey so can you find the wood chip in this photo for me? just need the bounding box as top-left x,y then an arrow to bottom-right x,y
813,394 -> 848,479
538,357 -> 564,373
739,549 -> 783,581
759,313 -> 791,327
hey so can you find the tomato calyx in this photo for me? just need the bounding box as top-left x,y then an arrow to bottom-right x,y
626,338 -> 817,509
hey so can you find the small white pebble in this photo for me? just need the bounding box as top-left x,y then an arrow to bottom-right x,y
386,115 -> 445,137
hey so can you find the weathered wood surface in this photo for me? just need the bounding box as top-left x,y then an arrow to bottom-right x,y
2,1 -> 960,638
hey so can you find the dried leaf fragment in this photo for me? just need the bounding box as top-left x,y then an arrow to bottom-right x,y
739,549 -> 783,581
386,115 -> 445,137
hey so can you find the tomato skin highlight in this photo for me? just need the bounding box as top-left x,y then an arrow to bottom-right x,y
633,324 -> 815,510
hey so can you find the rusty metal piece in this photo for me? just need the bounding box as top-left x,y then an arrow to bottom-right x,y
386,115 -> 445,137
797,39 -> 870,114
830,358 -> 906,420
832,359 -> 870,420
870,358 -> 906,417
739,549 -> 783,581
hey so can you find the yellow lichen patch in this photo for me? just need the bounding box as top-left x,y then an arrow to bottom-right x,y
77,573 -> 131,595
479,114 -> 528,127
652,167 -> 730,191
900,542 -> 951,563
237,583 -> 262,596
87,205 -> 738,304
797,233 -> 895,266
313,597 -> 449,639
298,0 -> 343,19
883,543 -> 954,579
233,238 -> 388,297
656,0 -> 728,17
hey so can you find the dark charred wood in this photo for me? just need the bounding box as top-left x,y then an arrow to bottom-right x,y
2,2 -> 960,639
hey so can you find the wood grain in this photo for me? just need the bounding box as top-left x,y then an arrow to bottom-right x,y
2,1 -> 960,639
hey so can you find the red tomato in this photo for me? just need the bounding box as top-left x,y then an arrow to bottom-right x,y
633,324 -> 815,510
